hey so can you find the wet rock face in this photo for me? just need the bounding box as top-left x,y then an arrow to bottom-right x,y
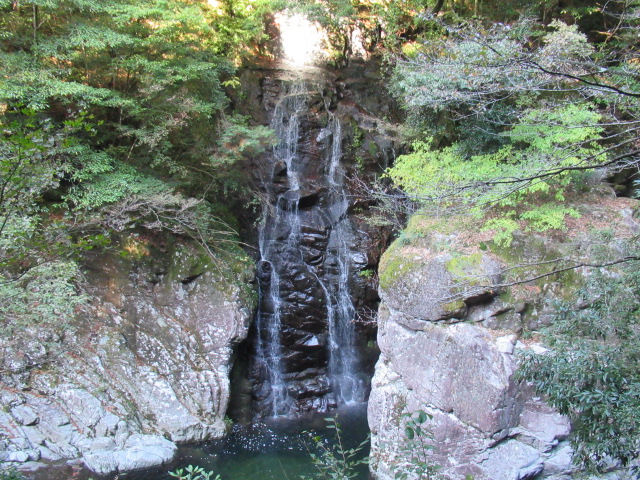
0,233 -> 255,475
244,66 -> 399,416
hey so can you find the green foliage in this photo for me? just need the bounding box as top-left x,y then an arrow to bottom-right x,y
301,416 -> 369,480
0,466 -> 24,480
358,268 -> 374,278
385,10 -> 638,242
0,260 -> 86,337
384,101 -> 603,245
393,410 -> 440,480
518,204 -> 580,232
169,465 -> 221,480
518,262 -> 640,473
0,0 -> 278,189
481,217 -> 519,247
206,115 -> 277,196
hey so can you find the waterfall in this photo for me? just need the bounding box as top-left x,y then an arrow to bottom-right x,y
323,114 -> 364,404
253,74 -> 365,416
255,80 -> 307,416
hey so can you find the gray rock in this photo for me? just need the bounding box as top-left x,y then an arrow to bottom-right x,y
379,250 -> 502,322
58,386 -> 106,431
377,309 -> 519,434
82,434 -> 177,475
15,461 -> 48,472
544,442 -> 574,475
6,451 -> 29,462
95,412 -> 120,437
82,450 -> 118,475
25,449 -> 41,461
366,216 -> 626,480
514,398 -> 571,450
10,438 -> 30,450
36,445 -> 62,461
22,426 -> 46,446
0,235 -> 254,475
90,437 -> 116,452
479,440 -> 542,480
11,405 -> 39,426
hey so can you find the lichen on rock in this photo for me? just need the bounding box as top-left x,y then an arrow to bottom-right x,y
368,188 -> 639,479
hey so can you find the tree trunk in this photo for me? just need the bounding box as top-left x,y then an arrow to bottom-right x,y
431,0 -> 445,15
32,3 -> 38,45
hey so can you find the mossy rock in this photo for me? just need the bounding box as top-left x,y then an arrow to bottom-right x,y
379,241 -> 501,322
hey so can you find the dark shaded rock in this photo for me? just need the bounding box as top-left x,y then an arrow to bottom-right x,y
239,59 -> 400,417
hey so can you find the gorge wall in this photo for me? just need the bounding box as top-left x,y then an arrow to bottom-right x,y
0,233 -> 254,475
368,188 -> 639,479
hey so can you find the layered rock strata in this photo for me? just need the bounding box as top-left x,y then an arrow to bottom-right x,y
0,233 -> 254,475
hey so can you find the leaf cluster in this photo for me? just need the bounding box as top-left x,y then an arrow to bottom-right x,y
518,261 -> 640,473
393,410 -> 440,480
301,416 -> 369,480
169,465 -> 221,480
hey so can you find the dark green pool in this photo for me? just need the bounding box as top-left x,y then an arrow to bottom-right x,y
27,403 -> 370,480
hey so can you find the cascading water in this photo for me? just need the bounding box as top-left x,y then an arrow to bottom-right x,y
322,114 -> 364,404
255,80 -> 307,416
253,76 -> 366,416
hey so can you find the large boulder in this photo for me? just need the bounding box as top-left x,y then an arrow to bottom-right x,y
368,189 -> 639,480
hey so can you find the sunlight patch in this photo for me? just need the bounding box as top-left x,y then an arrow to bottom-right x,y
275,12 -> 327,67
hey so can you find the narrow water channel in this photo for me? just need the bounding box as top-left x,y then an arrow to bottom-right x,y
27,404 -> 370,480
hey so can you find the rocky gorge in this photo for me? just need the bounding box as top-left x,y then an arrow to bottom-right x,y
1,9 -> 639,480
0,26 -> 401,475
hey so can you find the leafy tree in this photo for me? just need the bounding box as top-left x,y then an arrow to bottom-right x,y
0,0 -> 278,378
381,8 -> 639,244
0,0 -> 276,194
518,259 -> 640,473
0,108 -> 88,374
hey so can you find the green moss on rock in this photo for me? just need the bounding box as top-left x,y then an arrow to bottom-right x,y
379,245 -> 424,291
445,253 -> 484,284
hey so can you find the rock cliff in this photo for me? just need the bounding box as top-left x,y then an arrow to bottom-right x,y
0,232 -> 255,475
368,188 -> 639,479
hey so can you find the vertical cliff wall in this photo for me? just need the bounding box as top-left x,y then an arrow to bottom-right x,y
368,189 -> 639,479
0,233 -> 254,475
236,60 -> 401,417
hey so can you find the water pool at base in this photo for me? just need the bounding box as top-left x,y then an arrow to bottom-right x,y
28,403 -> 370,480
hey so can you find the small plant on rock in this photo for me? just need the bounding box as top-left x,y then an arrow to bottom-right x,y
393,410 -> 440,480
0,466 -> 23,480
301,416 -> 369,480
